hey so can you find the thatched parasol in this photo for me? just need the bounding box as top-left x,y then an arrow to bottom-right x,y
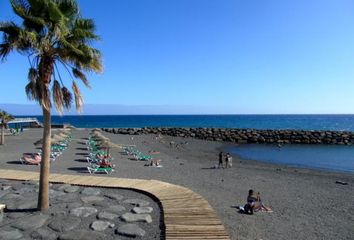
57,132 -> 69,138
91,132 -> 110,141
52,134 -> 66,142
97,140 -> 121,156
34,134 -> 64,146
59,129 -> 71,134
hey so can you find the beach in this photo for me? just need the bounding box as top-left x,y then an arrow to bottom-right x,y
0,129 -> 353,240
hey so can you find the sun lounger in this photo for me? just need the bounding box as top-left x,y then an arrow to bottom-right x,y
86,155 -> 114,165
87,165 -> 114,174
20,153 -> 41,165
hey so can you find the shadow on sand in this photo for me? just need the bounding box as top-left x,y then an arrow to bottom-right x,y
76,147 -> 87,151
67,167 -> 88,173
5,208 -> 37,213
201,167 -> 218,170
7,160 -> 23,165
75,153 -> 87,156
74,159 -> 87,163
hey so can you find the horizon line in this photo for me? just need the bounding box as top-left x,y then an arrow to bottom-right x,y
13,113 -> 354,116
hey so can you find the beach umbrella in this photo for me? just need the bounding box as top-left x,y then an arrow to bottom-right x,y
94,136 -> 110,145
57,132 -> 69,138
92,132 -> 110,141
90,129 -> 101,136
97,140 -> 121,156
34,135 -> 64,146
89,130 -> 100,136
50,135 -> 66,145
59,129 -> 71,134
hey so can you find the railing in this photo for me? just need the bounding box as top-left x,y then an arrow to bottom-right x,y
8,118 -> 42,125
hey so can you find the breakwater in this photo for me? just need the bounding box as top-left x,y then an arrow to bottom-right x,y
103,128 -> 354,145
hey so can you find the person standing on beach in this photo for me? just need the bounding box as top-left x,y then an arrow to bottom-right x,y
225,153 -> 232,168
218,152 -> 224,168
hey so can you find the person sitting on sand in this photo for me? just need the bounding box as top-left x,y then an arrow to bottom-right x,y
144,159 -> 162,167
99,157 -> 114,168
247,189 -> 272,212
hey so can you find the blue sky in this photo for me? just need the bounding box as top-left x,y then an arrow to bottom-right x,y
1,0 -> 354,114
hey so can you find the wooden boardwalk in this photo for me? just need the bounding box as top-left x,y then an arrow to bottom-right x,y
0,169 -> 230,240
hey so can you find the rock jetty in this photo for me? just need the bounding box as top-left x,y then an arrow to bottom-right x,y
103,127 -> 354,145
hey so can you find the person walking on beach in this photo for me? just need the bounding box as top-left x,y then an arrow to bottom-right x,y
218,152 -> 224,168
225,153 -> 232,168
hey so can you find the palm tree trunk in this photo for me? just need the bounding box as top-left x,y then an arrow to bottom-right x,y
37,105 -> 51,211
0,125 -> 4,145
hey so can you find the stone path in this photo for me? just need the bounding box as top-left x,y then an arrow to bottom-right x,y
0,169 -> 230,239
0,180 -> 160,240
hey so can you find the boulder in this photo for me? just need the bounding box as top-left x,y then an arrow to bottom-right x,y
13,214 -> 50,231
48,216 -> 81,232
123,198 -> 150,207
115,224 -> 146,237
69,207 -> 97,217
90,220 -> 114,231
132,206 -> 153,214
120,212 -> 152,223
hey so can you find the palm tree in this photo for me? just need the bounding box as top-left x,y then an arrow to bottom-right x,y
0,110 -> 15,145
0,0 -> 103,211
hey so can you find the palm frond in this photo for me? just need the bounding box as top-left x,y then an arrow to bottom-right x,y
70,18 -> 99,41
52,80 -> 64,114
61,45 -> 103,73
48,1 -> 64,22
61,86 -> 72,110
0,21 -> 38,55
72,68 -> 90,88
0,21 -> 21,35
36,80 -> 51,110
28,67 -> 38,82
10,0 -> 30,18
0,43 -> 13,61
11,0 -> 46,27
58,38 -> 84,55
72,81 -> 83,112
55,0 -> 78,20
25,81 -> 40,101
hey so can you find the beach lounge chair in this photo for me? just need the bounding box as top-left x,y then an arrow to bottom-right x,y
86,154 -> 114,165
124,146 -> 152,161
20,153 -> 41,165
135,153 -> 152,161
87,165 -> 114,174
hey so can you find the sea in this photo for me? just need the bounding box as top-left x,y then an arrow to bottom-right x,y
17,114 -> 354,173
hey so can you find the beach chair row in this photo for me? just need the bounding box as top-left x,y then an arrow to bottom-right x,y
124,146 -> 153,161
86,137 -> 115,174
20,133 -> 72,165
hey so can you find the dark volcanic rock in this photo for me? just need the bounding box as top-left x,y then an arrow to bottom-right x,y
115,224 -> 146,237
105,127 -> 354,145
